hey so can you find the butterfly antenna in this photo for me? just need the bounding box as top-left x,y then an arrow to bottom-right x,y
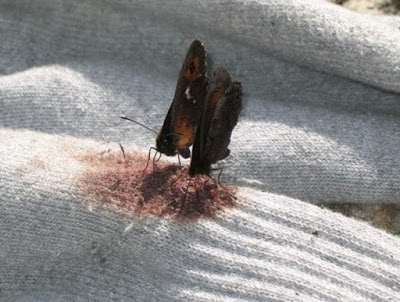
121,116 -> 158,135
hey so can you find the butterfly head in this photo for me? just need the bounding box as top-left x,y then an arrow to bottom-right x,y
156,133 -> 176,157
156,132 -> 191,158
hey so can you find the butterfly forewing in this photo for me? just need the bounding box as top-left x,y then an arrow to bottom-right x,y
156,40 -> 208,158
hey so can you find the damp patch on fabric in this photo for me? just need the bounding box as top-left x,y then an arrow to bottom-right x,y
77,150 -> 236,221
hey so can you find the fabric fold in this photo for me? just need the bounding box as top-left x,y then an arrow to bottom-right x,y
0,129 -> 399,301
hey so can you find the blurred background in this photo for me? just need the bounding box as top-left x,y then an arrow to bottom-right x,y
326,0 -> 400,235
332,0 -> 400,15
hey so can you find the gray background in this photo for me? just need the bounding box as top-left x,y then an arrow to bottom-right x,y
1,0 -> 400,300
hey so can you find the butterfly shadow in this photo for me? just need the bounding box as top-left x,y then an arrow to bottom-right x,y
139,164 -> 236,221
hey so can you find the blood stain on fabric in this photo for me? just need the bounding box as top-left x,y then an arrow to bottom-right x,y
77,150 -> 236,220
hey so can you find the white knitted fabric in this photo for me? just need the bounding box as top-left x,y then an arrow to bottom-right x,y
1,0 -> 400,301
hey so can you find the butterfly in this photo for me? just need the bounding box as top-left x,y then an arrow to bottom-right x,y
189,67 -> 242,176
122,40 -> 242,175
156,40 -> 208,159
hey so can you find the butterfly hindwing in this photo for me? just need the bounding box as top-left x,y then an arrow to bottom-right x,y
156,40 -> 208,159
204,81 -> 242,164
189,67 -> 242,176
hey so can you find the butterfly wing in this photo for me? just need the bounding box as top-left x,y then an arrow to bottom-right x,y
189,67 -> 242,176
156,40 -> 208,158
204,81 -> 242,164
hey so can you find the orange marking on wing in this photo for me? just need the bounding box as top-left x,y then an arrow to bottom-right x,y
210,89 -> 224,109
174,118 -> 195,149
184,57 -> 201,81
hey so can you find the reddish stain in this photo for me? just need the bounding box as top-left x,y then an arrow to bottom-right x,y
209,188 -> 218,199
77,151 -> 236,221
15,156 -> 48,176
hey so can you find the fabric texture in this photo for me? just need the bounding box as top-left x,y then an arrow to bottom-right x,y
1,0 -> 400,301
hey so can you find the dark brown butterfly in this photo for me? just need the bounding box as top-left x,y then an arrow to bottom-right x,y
189,67 -> 242,176
122,41 -> 241,176
156,40 -> 208,159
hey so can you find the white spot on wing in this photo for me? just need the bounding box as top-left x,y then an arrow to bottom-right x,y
185,87 -> 192,100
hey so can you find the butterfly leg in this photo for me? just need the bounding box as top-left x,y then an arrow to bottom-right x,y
195,176 -> 201,202
119,143 -> 126,160
171,166 -> 186,184
210,167 -> 225,189
181,177 -> 193,214
154,152 -> 162,163
143,146 -> 157,173
152,149 -> 162,171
